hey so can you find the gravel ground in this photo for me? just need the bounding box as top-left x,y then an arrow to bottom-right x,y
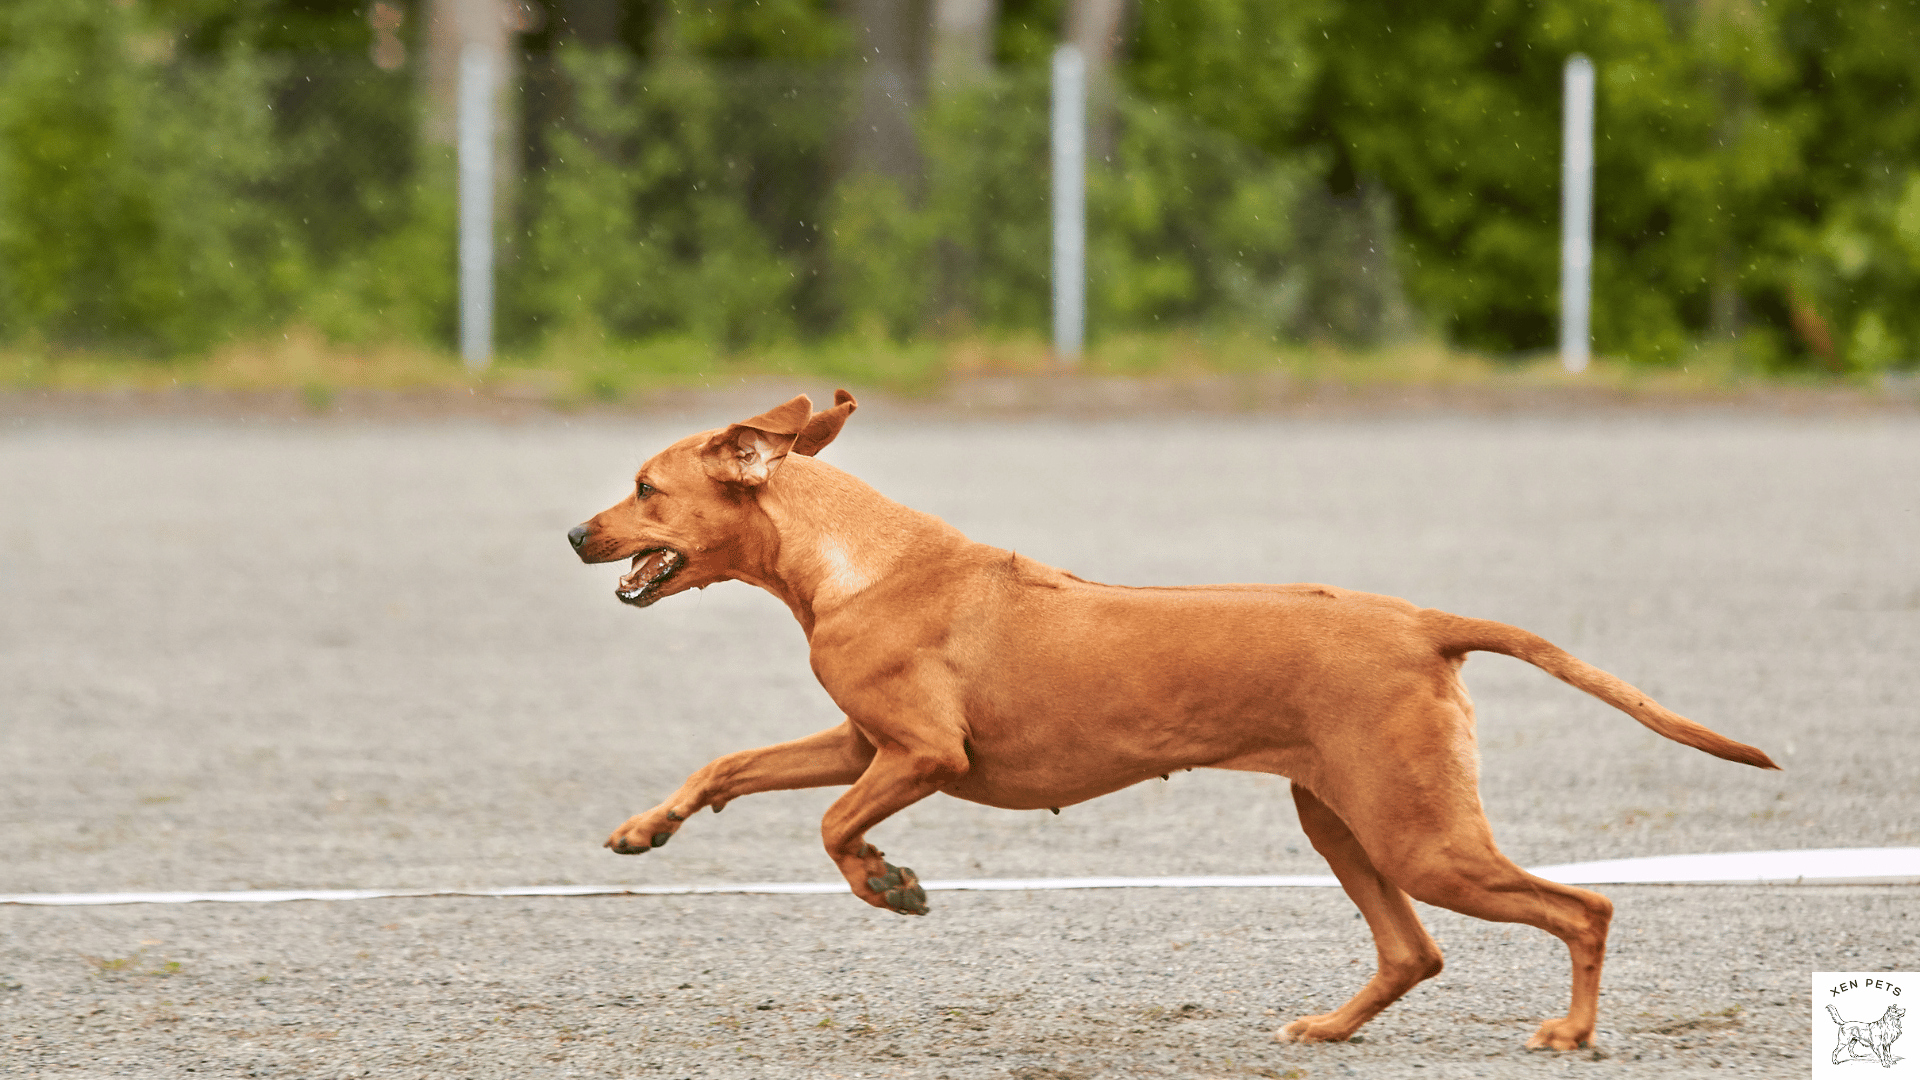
3,401 -> 1918,1077
3,886 -> 1914,1079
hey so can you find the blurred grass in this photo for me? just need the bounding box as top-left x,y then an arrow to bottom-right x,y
0,324 -> 1886,406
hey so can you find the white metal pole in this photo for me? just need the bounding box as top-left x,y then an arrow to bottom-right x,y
1560,54 -> 1595,374
1051,43 -> 1086,362
458,44 -> 496,371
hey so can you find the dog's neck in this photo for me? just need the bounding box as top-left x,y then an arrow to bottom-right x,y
740,456 -> 963,634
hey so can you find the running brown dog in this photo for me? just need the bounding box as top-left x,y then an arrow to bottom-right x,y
566,391 -> 1779,1052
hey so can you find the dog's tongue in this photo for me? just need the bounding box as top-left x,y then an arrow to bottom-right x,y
621,550 -> 673,589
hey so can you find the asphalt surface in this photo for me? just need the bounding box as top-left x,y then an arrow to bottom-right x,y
3,399 -> 1918,1077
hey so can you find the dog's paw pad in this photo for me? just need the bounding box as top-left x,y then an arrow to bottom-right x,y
883,886 -> 928,915
649,831 -> 673,848
864,861 -> 911,892
866,862 -> 927,915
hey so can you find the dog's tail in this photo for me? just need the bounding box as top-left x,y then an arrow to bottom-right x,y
1828,1004 -> 1846,1026
1422,611 -> 1780,770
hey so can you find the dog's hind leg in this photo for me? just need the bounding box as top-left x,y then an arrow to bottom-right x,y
1306,695 -> 1613,1051
1400,855 -> 1612,1051
605,719 -> 875,855
1276,783 -> 1445,1044
1347,799 -> 1613,1051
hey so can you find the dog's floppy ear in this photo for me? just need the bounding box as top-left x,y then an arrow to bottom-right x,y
701,394 -> 813,487
793,389 -> 857,457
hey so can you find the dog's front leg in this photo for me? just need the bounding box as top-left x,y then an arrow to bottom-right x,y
605,719 -> 875,854
819,739 -> 969,916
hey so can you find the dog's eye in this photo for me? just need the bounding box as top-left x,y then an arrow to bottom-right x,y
636,482 -> 655,499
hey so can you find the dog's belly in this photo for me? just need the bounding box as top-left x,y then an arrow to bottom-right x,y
938,772 -> 1137,811
938,741 -> 1316,811
937,755 -> 1188,811
942,680 -> 1323,812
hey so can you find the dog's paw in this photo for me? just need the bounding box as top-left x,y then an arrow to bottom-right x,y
1524,1016 -> 1593,1052
836,845 -> 929,915
1275,1013 -> 1355,1044
866,862 -> 928,916
604,811 -> 682,855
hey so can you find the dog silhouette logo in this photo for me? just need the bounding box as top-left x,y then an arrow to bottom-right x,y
1817,974 -> 1915,1076
1829,1003 -> 1906,1068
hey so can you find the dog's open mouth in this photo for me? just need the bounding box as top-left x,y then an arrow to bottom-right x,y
616,548 -> 683,607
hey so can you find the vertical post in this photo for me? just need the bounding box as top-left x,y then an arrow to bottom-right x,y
1560,54 -> 1595,374
458,44 -> 495,371
1051,43 -> 1086,362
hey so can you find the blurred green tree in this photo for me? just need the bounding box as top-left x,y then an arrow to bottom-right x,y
1264,0 -> 1810,364
1764,0 -> 1920,372
1,0 -> 1913,372
0,0 -> 287,351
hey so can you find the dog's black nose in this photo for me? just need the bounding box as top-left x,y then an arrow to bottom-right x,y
567,524 -> 590,551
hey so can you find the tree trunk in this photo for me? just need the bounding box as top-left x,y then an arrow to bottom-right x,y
929,0 -> 997,92
1064,0 -> 1126,159
841,0 -> 931,187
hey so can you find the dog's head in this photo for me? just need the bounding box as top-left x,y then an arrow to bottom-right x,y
567,390 -> 857,607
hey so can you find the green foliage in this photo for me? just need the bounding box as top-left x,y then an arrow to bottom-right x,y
1763,0 -> 1920,372
666,0 -> 849,62
823,173 -> 937,340
516,53 -> 1328,353
993,0 -> 1064,68
914,73 -> 1052,331
298,151 -> 458,346
0,1 -> 445,354
513,49 -> 821,348
1275,0 -> 1787,361
1090,98 -> 1318,336
4,0 -> 1917,373
0,0 -> 286,351
1219,0 -> 1917,369
1127,0 -> 1333,151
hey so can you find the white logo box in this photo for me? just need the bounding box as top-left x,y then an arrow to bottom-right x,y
1815,972 -> 1915,1076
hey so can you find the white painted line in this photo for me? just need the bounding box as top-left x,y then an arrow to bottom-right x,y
3,849 -> 1914,908
0,883 -> 850,908
1531,847 -> 1920,886
925,874 -> 1340,891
